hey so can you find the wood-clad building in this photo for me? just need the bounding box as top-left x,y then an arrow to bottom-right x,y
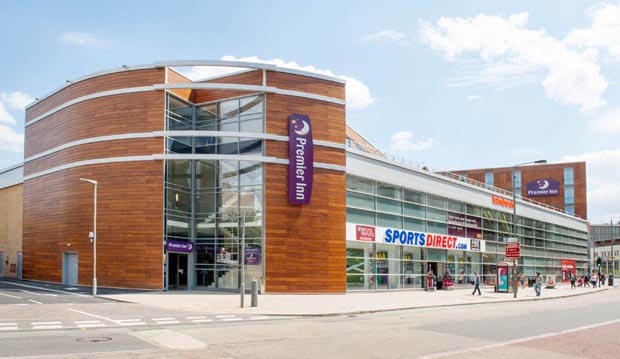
21,61 -> 346,292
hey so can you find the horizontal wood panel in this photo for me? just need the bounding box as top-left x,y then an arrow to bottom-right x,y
22,162 -> 164,289
25,92 -> 165,158
193,70 -> 263,104
266,71 -> 345,100
264,162 -> 346,293
265,94 -> 345,143
166,69 -> 194,101
27,69 -> 165,120
266,140 -> 345,167
24,138 -> 163,176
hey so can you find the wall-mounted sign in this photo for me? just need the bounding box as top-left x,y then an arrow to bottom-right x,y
356,225 -> 376,242
166,239 -> 194,253
505,242 -> 521,258
289,113 -> 314,205
245,248 -> 261,265
526,179 -> 560,197
492,195 -> 514,210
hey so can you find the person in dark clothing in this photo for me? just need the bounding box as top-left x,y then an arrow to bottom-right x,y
570,273 -> 576,289
471,272 -> 481,295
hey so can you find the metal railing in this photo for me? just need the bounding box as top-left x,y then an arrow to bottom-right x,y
344,141 -> 582,220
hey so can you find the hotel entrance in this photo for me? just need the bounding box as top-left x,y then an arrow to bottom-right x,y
167,253 -> 188,289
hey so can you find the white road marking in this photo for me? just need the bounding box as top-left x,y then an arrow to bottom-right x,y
0,323 -> 18,326
32,321 -> 62,325
77,323 -> 106,328
215,315 -> 236,318
0,327 -> 18,331
116,319 -> 142,322
0,281 -> 89,297
118,322 -> 146,326
152,317 -> 176,321
249,316 -> 272,320
418,318 -> 620,359
186,316 -> 207,320
28,299 -> 43,305
0,292 -> 22,299
74,320 -> 101,324
22,290 -> 42,296
33,325 -> 63,330
154,320 -> 180,325
191,319 -> 213,323
221,318 -> 243,322
67,309 -> 118,324
9,303 -> 28,306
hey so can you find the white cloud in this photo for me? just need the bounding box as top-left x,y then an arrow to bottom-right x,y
419,12 -> 608,112
0,92 -> 34,125
565,3 -> 620,60
60,32 -> 109,48
1,92 -> 34,110
590,108 -> 620,134
466,95 -> 481,101
0,102 -> 16,125
0,125 -> 23,154
562,149 -> 620,222
390,131 -> 434,152
361,30 -> 411,46
176,56 -> 375,111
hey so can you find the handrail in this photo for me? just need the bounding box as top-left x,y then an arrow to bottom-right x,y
344,141 -> 581,220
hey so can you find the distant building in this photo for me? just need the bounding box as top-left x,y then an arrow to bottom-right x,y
589,222 -> 620,276
447,162 -> 587,219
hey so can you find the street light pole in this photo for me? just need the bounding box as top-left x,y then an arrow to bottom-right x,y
80,178 -> 98,297
512,160 -> 546,299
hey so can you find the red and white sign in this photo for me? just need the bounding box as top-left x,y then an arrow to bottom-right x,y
355,225 -> 376,242
505,242 -> 521,258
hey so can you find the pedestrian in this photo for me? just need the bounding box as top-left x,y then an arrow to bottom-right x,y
584,273 -> 590,287
427,269 -> 435,291
570,273 -> 576,289
598,271 -> 603,287
534,272 -> 542,296
520,272 -> 527,289
600,272 -> 606,286
471,271 -> 481,295
590,271 -> 598,288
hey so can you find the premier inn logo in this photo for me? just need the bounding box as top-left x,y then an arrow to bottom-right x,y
288,114 -> 313,205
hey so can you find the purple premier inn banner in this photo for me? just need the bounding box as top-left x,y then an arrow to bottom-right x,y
166,239 -> 194,253
526,178 -> 560,197
289,113 -> 313,205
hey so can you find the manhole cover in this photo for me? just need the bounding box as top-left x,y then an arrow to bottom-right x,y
76,337 -> 112,343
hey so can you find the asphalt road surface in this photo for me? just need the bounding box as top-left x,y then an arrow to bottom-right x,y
0,283 -> 618,358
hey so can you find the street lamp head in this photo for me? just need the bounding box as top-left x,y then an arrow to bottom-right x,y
533,160 -> 547,164
79,178 -> 98,185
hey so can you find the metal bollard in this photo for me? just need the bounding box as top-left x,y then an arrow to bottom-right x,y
240,283 -> 245,308
251,279 -> 258,307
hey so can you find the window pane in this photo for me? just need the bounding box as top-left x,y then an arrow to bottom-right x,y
377,213 -> 402,228
347,192 -> 375,210
347,208 -> 376,225
377,183 -> 401,199
377,197 -> 401,214
346,176 -> 375,194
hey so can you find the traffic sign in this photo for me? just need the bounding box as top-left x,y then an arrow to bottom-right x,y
503,237 -> 518,243
506,242 -> 521,258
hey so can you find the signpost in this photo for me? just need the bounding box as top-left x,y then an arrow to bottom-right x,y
505,242 -> 521,258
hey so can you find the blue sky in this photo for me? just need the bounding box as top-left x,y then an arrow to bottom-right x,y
1,1 -> 619,223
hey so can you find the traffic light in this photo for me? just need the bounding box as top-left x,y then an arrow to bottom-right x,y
597,257 -> 602,268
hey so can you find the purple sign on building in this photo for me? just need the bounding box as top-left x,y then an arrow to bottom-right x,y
288,113 -> 313,205
166,239 -> 194,253
526,178 -> 560,197
245,248 -> 261,265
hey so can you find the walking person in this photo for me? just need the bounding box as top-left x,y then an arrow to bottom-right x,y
591,271 -> 598,288
520,272 -> 527,289
570,273 -> 576,289
534,272 -> 542,297
471,271 -> 481,295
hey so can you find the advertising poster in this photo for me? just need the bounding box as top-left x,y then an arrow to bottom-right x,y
497,266 -> 509,292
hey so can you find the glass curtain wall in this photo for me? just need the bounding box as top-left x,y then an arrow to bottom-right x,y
165,93 -> 264,290
345,175 -> 589,291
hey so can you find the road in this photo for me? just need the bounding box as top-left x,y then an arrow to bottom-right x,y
0,281 -> 618,358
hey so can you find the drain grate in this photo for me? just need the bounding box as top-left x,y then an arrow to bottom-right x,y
76,337 -> 112,343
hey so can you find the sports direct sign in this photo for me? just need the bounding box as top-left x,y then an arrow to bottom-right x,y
288,113 -> 313,205
346,223 -> 485,252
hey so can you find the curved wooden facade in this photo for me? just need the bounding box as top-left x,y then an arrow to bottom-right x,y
23,62 -> 347,292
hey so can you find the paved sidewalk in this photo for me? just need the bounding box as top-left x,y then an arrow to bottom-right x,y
100,284 -> 614,316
